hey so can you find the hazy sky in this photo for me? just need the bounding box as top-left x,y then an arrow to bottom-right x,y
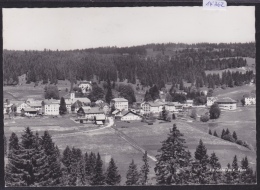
3,7 -> 255,50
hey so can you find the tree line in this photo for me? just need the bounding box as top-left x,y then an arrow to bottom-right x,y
3,42 -> 255,89
5,124 -> 256,186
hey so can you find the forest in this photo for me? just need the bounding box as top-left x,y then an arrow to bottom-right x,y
3,42 -> 255,89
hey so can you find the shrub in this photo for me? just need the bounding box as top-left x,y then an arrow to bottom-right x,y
209,103 -> 221,119
222,134 -> 236,143
172,113 -> 176,120
236,140 -> 243,145
200,115 -> 209,122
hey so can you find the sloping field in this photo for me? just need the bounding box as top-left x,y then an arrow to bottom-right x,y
115,120 -> 256,171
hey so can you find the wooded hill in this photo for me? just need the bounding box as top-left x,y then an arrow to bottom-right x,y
3,42 -> 255,89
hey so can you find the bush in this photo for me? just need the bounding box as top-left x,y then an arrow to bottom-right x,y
200,115 -> 209,122
222,134 -> 236,143
209,103 -> 221,119
172,113 -> 176,120
236,139 -> 243,145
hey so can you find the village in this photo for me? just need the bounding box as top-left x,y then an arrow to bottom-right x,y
3,80 -> 256,125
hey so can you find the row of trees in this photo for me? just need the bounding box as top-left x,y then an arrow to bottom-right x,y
5,124 -> 256,186
3,43 -> 255,88
205,57 -> 246,71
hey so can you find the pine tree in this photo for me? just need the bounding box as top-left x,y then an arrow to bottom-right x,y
59,97 -> 67,115
231,155 -> 239,184
41,131 -> 62,186
85,152 -> 96,182
144,91 -> 153,102
76,157 -> 86,186
232,131 -> 237,141
125,160 -> 139,185
221,129 -> 226,139
240,156 -> 255,184
194,139 -> 208,163
208,129 -> 212,135
209,152 -> 222,184
154,124 -> 192,185
105,78 -> 113,104
105,158 -> 121,185
90,153 -> 105,185
139,151 -> 150,185
224,163 -> 233,184
5,132 -> 27,186
225,128 -> 230,135
209,103 -> 221,119
213,130 -> 218,137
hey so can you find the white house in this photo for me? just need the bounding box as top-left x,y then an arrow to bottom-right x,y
110,98 -> 128,111
81,107 -> 105,119
244,94 -> 256,105
172,102 -> 183,112
78,81 -> 92,93
21,108 -> 38,117
43,99 -> 60,115
69,92 -> 91,105
3,102 -> 13,114
16,102 -> 30,113
183,100 -> 193,108
207,97 -> 218,107
28,101 -> 42,111
141,102 -> 165,114
215,98 -> 237,110
165,102 -> 176,112
121,111 -> 143,121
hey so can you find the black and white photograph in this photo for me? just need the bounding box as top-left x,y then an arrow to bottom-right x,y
3,6 -> 257,186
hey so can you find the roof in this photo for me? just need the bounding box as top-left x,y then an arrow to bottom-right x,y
142,102 -> 165,107
79,81 -> 92,85
215,98 -> 237,103
112,109 -> 121,114
186,100 -> 193,103
84,107 -> 104,114
10,100 -> 25,106
207,97 -> 218,101
244,94 -> 256,98
95,100 -> 104,104
44,99 -> 60,105
96,115 -> 106,120
166,102 -> 176,106
22,108 -> 37,112
73,97 -> 91,104
112,98 -> 128,102
122,111 -> 142,117
65,99 -> 74,105
28,101 -> 42,107
96,121 -> 104,125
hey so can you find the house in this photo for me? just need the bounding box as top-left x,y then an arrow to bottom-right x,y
110,98 -> 128,111
78,81 -> 92,93
172,102 -> 183,112
112,109 -> 128,118
244,94 -> 256,105
99,103 -> 110,114
21,108 -> 38,117
95,115 -> 106,125
16,102 -> 30,113
165,102 -> 176,112
69,92 -> 91,105
207,97 -> 218,107
78,107 -> 105,119
71,100 -> 83,113
95,100 -> 104,105
65,99 -> 74,113
215,98 -> 237,110
43,99 -> 60,115
141,102 -> 165,114
121,111 -> 143,121
28,101 -> 42,111
3,102 -> 13,114
183,100 -> 193,108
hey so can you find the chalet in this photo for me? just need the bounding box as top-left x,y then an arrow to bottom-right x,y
28,101 -> 42,111
71,100 -> 83,113
141,102 -> 165,114
207,97 -> 218,107
215,98 -> 237,110
110,98 -> 128,111
112,109 -> 128,119
43,99 -> 60,115
78,81 -> 92,93
78,107 -> 105,119
244,94 -> 256,105
121,111 -> 143,121
21,108 -> 37,117
16,102 -> 30,113
95,115 -> 106,125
